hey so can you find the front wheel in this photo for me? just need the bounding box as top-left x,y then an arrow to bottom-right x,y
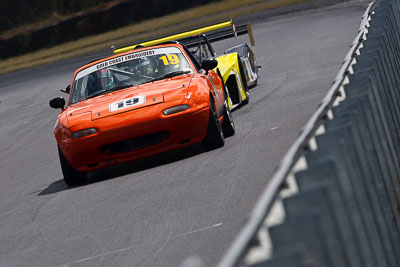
57,146 -> 87,186
202,96 -> 225,151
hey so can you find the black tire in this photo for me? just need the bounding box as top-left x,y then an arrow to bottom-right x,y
221,91 -> 235,138
57,146 -> 87,186
238,56 -> 250,105
202,96 -> 225,151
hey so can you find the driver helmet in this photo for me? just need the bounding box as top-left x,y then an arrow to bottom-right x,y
96,68 -> 114,88
87,68 -> 114,95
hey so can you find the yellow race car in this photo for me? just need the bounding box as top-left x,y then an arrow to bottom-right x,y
113,20 -> 259,110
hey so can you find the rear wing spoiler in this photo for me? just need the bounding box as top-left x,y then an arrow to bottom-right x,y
113,20 -> 255,54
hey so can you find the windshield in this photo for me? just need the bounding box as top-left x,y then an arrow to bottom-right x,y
70,46 -> 194,104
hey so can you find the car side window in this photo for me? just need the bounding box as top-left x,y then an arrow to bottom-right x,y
71,76 -> 88,104
182,45 -> 200,70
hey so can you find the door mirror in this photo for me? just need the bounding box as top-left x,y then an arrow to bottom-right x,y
49,97 -> 66,110
201,59 -> 218,74
60,85 -> 70,94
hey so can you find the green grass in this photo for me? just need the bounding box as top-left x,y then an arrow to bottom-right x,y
0,0 -> 314,75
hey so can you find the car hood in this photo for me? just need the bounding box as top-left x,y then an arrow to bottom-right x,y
66,74 -> 193,125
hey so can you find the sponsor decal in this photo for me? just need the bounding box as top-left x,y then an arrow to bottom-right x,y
96,52 -> 155,70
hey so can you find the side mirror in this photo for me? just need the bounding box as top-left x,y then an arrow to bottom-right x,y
60,85 -> 70,94
49,97 -> 66,111
201,59 -> 218,74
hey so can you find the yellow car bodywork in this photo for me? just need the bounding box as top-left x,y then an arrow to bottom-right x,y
215,53 -> 247,109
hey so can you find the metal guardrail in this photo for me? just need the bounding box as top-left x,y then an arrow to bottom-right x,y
215,0 -> 400,265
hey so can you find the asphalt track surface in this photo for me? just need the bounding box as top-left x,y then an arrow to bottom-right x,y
0,1 -> 369,266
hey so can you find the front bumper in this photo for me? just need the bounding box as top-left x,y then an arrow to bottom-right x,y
58,101 -> 209,172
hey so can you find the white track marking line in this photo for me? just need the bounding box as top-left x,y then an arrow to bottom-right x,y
57,223 -> 223,266
174,223 -> 223,238
57,245 -> 141,267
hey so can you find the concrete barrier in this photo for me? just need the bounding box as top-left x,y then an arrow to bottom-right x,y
216,0 -> 400,266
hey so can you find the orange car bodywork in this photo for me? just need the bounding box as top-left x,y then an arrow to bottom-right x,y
53,44 -> 225,172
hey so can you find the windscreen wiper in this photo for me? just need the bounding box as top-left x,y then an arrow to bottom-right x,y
146,71 -> 192,84
86,84 -> 133,99
112,84 -> 135,91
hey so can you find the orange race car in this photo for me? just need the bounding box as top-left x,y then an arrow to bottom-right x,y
49,43 -> 235,186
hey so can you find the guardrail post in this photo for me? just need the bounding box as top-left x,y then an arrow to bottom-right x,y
295,161 -> 363,267
268,187 -> 344,267
249,245 -> 311,267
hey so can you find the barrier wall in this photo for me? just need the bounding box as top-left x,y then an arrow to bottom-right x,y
217,0 -> 400,266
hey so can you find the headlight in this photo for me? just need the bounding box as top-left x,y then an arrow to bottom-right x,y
162,104 -> 190,115
71,128 -> 98,138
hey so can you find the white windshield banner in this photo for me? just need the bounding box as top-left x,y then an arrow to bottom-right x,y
75,47 -> 182,80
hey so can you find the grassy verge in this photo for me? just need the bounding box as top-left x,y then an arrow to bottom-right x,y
0,0 -> 314,75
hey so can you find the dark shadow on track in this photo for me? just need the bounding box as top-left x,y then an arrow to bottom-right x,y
90,143 -> 204,183
37,143 -> 205,196
38,180 -> 69,195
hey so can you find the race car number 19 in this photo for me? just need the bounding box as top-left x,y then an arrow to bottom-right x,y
159,55 -> 179,65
